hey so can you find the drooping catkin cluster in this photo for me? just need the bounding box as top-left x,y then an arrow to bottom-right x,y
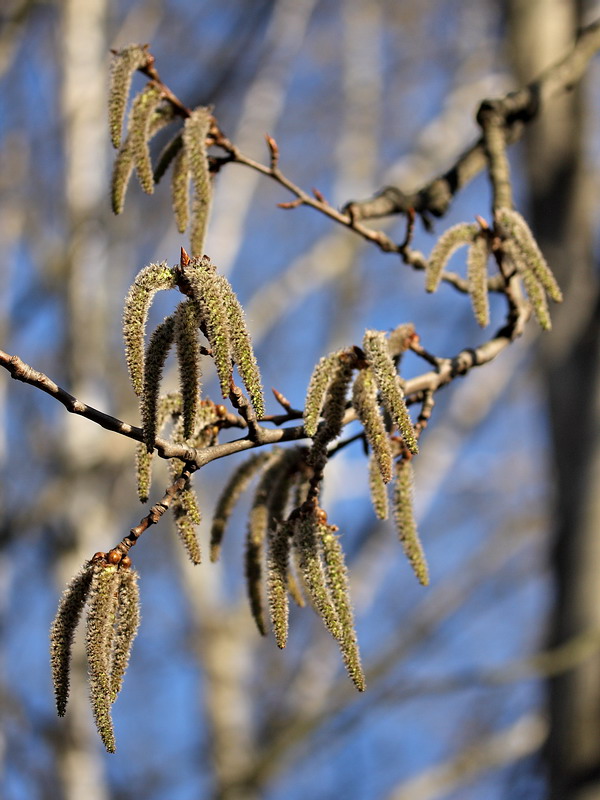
50,558 -> 140,753
109,46 -> 214,255
495,207 -> 563,330
209,447 -> 365,689
426,222 -> 492,327
122,254 -> 264,453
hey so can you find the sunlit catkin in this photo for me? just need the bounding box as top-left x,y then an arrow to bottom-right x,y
307,351 -> 356,468
183,257 -> 232,399
126,83 -> 164,195
174,301 -> 203,439
368,453 -> 389,520
50,563 -> 94,716
108,44 -> 149,148
267,521 -> 293,648
467,233 -> 491,327
86,564 -> 120,753
217,275 -> 265,419
122,262 -> 176,396
141,315 -> 176,450
495,207 -> 563,303
294,512 -> 341,641
393,459 -> 429,586
183,107 -> 213,256
318,522 -> 365,691
426,222 -> 478,292
303,352 -> 343,437
109,567 -> 140,703
352,367 -> 393,483
362,330 -> 418,455
245,450 -> 285,635
171,144 -> 191,234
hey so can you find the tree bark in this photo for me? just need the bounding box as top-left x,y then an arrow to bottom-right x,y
507,1 -> 600,797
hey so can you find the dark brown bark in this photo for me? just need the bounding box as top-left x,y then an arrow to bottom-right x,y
507,1 -> 600,797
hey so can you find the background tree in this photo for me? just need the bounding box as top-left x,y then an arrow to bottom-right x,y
0,2 -> 599,799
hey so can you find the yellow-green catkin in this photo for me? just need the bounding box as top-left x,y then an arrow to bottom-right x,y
171,144 -> 191,234
520,266 -> 552,330
174,301 -> 203,439
217,275 -> 265,419
294,513 -> 341,640
127,83 -> 163,195
172,497 -> 203,565
467,233 -> 491,327
86,564 -> 120,753
123,262 -> 176,396
183,258 -> 232,399
363,330 -> 418,455
495,207 -> 563,303
50,563 -> 94,716
426,222 -> 478,292
244,450 -> 285,635
108,44 -> 149,149
368,452 -> 389,520
135,444 -> 153,502
307,352 -> 356,468
111,145 -> 136,215
501,239 -> 552,330
318,522 -> 365,691
183,107 -> 213,256
210,451 -> 274,562
109,568 -> 140,703
393,459 -> 429,586
303,352 -> 343,437
352,367 -> 393,483
141,315 -> 176,451
267,520 -> 293,648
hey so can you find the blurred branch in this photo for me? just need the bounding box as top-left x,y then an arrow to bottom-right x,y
386,713 -> 547,800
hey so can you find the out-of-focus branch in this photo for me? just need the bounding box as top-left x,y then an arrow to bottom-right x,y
386,713 -> 547,800
344,18 -> 600,221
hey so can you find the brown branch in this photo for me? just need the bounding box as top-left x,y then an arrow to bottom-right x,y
0,270 -> 527,473
344,18 -> 600,221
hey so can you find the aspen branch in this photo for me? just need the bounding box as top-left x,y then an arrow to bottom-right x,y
344,18 -> 600,221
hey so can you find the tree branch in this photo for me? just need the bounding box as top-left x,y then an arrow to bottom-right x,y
343,18 -> 600,221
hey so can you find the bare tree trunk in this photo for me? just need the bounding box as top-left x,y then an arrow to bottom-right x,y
506,1 -> 600,797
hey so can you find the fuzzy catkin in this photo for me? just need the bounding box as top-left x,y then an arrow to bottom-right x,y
318,522 -> 365,691
426,222 -> 478,292
467,233 -> 491,327
183,258 -> 232,399
108,44 -> 149,148
109,569 -> 140,703
362,330 -> 418,454
217,275 -> 265,419
183,107 -> 213,256
122,262 -> 176,396
174,301 -> 203,439
50,563 -> 94,716
86,564 -> 121,753
141,315 -> 176,450
352,367 -> 393,483
303,352 -> 342,437
495,208 -> 562,303
393,460 -> 429,586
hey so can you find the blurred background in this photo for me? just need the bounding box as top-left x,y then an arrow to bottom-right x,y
0,0 -> 599,798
